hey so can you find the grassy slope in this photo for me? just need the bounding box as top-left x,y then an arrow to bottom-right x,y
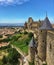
11,33 -> 31,55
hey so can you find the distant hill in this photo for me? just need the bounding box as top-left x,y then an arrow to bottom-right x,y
0,23 -> 24,27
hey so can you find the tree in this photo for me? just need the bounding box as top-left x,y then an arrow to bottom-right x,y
28,32 -> 33,38
0,35 -> 3,38
0,60 -> 3,65
2,56 -> 8,64
26,41 -> 29,45
29,60 -> 35,65
8,48 -> 20,65
24,31 -> 28,34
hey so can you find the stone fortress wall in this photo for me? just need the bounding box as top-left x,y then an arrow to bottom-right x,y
24,17 -> 54,65
38,30 -> 47,61
46,30 -> 54,65
37,16 -> 54,65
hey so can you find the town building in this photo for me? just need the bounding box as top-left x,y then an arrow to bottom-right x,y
24,17 -> 41,30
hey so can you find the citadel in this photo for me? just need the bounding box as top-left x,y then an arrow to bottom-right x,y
0,15 -> 54,65
24,15 -> 54,65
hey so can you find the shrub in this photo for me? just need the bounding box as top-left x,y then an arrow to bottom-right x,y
0,38 -> 11,43
28,32 -> 33,38
0,35 -> 3,38
29,60 -> 35,65
0,44 -> 11,50
8,48 -> 20,65
0,60 -> 3,65
24,31 -> 28,34
26,41 -> 29,45
42,62 -> 47,65
2,56 -> 8,64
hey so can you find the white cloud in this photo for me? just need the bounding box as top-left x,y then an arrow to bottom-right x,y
0,0 -> 30,5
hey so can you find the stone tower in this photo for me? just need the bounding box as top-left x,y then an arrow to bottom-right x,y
24,22 -> 27,29
28,17 -> 33,29
28,17 -> 33,23
29,37 -> 37,62
38,16 -> 52,62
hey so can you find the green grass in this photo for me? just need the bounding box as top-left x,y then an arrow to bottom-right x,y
0,60 -> 3,65
13,33 -> 24,37
10,33 -> 31,55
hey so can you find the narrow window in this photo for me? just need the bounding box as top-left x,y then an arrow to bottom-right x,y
41,30 -> 42,32
43,40 -> 44,42
50,44 -> 52,49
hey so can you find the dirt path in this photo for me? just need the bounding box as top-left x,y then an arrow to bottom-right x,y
11,45 -> 29,65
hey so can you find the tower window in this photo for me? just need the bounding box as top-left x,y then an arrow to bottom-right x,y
50,44 -> 52,50
43,40 -> 44,42
41,30 -> 42,32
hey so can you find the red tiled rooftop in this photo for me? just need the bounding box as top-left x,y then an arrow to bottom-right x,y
0,43 -> 9,47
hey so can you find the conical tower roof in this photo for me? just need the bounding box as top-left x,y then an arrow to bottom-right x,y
29,37 -> 36,47
39,17 -> 52,30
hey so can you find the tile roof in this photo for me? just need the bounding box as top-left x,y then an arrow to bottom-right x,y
39,17 -> 52,30
0,43 -> 9,47
29,37 -> 37,47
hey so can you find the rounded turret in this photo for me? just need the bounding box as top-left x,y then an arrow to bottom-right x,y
38,30 -> 47,61
28,17 -> 33,23
27,17 -> 33,29
38,16 -> 52,61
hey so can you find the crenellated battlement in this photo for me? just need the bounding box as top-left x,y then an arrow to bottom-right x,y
48,30 -> 54,34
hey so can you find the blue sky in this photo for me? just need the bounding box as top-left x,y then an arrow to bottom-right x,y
0,0 -> 54,23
